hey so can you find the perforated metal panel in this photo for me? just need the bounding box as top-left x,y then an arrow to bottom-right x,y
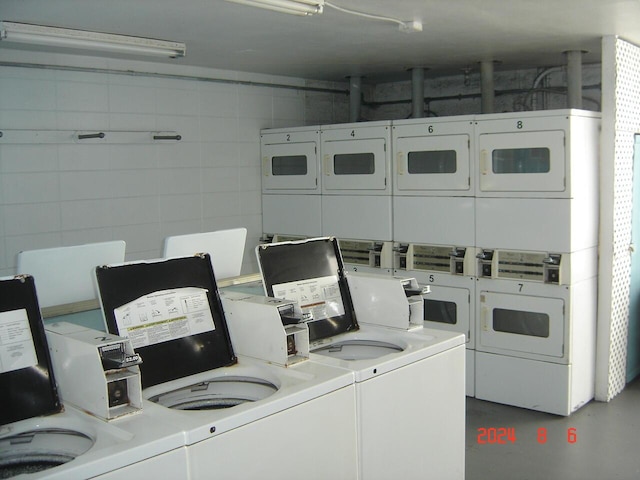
601,38 -> 640,401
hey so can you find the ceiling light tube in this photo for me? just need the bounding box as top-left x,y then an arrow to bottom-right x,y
0,21 -> 186,58
224,0 -> 324,16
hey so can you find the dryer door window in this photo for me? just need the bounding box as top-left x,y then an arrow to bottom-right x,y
322,138 -> 387,192
395,134 -> 471,192
262,142 -> 319,192
479,130 -> 565,193
423,284 -> 471,343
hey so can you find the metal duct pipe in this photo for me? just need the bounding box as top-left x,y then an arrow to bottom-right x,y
565,50 -> 583,109
349,76 -> 362,122
411,67 -> 425,118
480,61 -> 495,113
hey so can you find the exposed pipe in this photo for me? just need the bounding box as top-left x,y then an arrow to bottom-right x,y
531,66 -> 563,110
565,50 -> 583,109
480,61 -> 495,113
349,75 -> 362,122
0,61 -> 349,96
411,67 -> 425,118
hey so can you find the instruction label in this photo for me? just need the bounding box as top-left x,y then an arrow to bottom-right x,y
0,309 -> 38,374
272,275 -> 345,322
114,287 -> 215,349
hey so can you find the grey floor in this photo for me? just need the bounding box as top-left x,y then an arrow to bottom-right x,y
465,376 -> 640,480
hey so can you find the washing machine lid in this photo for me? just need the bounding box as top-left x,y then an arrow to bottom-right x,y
0,275 -> 62,426
95,255 -> 237,389
256,237 -> 358,342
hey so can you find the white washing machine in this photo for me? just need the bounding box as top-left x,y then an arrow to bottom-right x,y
0,276 -> 187,480
95,254 -> 358,480
256,237 -> 466,480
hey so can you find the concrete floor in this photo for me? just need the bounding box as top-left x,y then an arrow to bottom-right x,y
466,376 -> 640,480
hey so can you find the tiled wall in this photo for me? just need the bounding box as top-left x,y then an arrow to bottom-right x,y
0,61 -> 307,277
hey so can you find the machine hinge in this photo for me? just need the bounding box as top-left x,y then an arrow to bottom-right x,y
384,142 -> 387,152
468,139 -> 470,149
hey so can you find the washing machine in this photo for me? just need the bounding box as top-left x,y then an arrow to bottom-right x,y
0,275 -> 187,479
94,254 -> 358,480
256,237 -> 466,480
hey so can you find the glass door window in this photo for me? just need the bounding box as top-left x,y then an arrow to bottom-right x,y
478,130 -> 565,193
394,134 -> 471,193
262,142 -> 319,192
322,138 -> 387,192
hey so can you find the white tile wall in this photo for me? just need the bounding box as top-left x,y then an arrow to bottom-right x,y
0,63 -> 308,275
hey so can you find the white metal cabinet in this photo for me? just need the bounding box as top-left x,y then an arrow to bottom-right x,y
322,195 -> 392,241
392,116 -> 474,196
475,109 -> 600,199
321,121 -> 391,195
262,194 -> 322,237
261,126 -> 321,193
475,197 -> 598,253
393,196 -> 475,247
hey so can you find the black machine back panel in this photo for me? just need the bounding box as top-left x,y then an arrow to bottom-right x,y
257,237 -> 358,342
0,276 -> 62,425
96,255 -> 236,389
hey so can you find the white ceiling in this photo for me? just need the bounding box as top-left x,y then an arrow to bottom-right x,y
2,0 -> 640,83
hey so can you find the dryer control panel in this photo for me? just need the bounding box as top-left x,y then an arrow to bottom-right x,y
476,249 -> 564,284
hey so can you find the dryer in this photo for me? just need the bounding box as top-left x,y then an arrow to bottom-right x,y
256,237 -> 466,480
95,254 -> 358,480
0,276 -> 186,480
261,126 -> 323,240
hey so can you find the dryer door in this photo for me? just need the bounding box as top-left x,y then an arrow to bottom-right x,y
395,134 -> 471,193
478,130 -> 566,194
478,290 -> 565,358
262,141 -> 319,192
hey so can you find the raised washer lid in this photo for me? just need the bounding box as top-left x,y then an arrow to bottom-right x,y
0,275 -> 62,426
95,254 -> 236,389
256,237 -> 358,343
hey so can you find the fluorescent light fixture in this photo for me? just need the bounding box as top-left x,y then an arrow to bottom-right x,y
0,21 -> 186,58
224,0 -> 324,16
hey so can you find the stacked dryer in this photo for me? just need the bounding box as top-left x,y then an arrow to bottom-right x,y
320,121 -> 394,274
261,126 -> 322,242
260,122 -> 394,274
391,115 -> 477,395
473,109 -> 600,415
